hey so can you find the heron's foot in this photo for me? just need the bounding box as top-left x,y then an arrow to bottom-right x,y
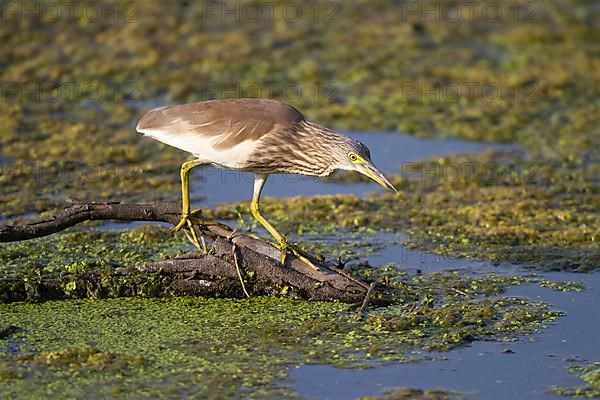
182,227 -> 208,254
173,209 -> 214,254
277,240 -> 320,271
173,209 -> 204,232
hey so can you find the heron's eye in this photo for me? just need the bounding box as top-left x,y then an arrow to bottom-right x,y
348,152 -> 365,163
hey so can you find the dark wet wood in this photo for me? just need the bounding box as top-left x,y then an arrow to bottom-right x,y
0,200 -> 392,305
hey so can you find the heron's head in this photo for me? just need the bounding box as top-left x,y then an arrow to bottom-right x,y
334,138 -> 399,194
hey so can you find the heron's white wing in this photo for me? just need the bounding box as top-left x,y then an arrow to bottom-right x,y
136,99 -> 304,168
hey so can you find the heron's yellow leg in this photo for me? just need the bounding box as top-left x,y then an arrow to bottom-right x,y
173,159 -> 205,232
251,175 -> 319,270
250,194 -> 286,245
172,159 -> 212,253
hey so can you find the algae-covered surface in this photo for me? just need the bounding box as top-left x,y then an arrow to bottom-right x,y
1,0 -> 599,398
292,273 -> 600,399
553,362 -> 600,398
0,274 -> 562,399
0,0 -> 598,218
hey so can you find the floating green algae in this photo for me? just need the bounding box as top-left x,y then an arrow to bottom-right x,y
538,281 -> 586,292
0,224 -> 189,280
1,0 -> 598,218
0,270 -> 562,399
552,362 -> 600,398
360,387 -> 464,400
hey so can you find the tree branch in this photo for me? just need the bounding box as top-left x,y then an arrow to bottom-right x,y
0,200 -> 395,305
0,200 -> 182,242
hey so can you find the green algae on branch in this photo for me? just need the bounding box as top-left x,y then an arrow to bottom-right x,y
0,224 -> 196,302
0,269 -> 562,399
552,363 -> 600,398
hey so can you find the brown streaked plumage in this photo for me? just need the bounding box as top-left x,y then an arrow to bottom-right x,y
137,99 -> 304,151
136,98 -> 363,175
136,98 -> 398,268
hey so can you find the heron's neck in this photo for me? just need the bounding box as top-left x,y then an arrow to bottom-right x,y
298,120 -> 350,176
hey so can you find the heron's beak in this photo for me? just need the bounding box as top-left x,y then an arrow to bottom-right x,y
357,162 -> 399,194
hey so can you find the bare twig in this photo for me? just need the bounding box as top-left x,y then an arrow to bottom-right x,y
356,282 -> 377,319
232,243 -> 250,298
0,202 -> 183,242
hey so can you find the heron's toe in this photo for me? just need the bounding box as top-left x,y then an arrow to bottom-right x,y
172,216 -> 189,232
172,213 -> 205,233
277,241 -> 320,271
189,208 -> 203,218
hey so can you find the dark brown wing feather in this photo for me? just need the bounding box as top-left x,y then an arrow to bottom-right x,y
136,99 -> 305,150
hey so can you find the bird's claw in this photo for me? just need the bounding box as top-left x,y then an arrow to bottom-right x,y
172,209 -> 204,232
173,209 -> 209,254
277,240 -> 320,271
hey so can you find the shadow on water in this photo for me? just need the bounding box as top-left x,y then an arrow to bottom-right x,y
190,132 -> 516,207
